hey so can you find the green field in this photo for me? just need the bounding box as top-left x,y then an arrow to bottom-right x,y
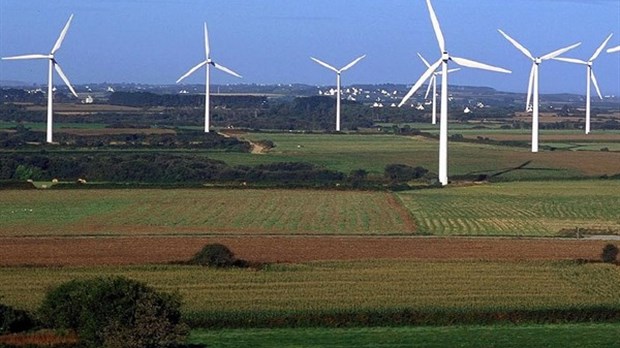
213,132 -> 619,179
189,324 -> 620,348
1,180 -> 618,237
2,260 -> 619,313
398,180 -> 620,236
0,189 -> 413,236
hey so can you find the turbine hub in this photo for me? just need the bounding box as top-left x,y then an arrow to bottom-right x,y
534,58 -> 542,65
442,52 -> 449,61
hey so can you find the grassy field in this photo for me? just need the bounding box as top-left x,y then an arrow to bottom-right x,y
398,180 -> 620,236
1,181 -> 618,237
0,189 -> 414,237
1,260 -> 619,313
215,132 -> 620,178
188,324 -> 620,348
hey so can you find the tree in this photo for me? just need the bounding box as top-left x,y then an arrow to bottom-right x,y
39,277 -> 188,348
601,244 -> 619,263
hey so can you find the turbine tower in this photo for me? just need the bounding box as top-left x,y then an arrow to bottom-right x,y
176,23 -> 242,133
399,0 -> 511,186
608,45 -> 620,53
310,55 -> 366,132
553,34 -> 613,134
498,29 -> 580,152
418,53 -> 459,125
2,14 -> 78,144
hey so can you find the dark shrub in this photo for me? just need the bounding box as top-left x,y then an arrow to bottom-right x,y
601,244 -> 619,263
39,276 -> 188,348
385,164 -> 429,182
0,303 -> 38,334
189,243 -> 237,268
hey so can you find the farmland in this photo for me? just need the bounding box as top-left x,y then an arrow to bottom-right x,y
1,260 -> 619,315
0,180 -> 617,238
398,180 -> 620,236
1,107 -> 620,346
0,189 -> 414,237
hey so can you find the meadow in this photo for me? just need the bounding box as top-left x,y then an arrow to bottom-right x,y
188,324 -> 620,348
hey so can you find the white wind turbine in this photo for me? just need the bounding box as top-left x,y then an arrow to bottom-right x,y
608,45 -> 620,53
310,55 -> 366,132
553,34 -> 613,134
418,53 -> 459,125
2,14 -> 78,144
176,23 -> 242,133
399,0 -> 511,186
498,29 -> 581,152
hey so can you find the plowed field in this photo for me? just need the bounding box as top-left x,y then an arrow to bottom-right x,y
0,236 -> 612,266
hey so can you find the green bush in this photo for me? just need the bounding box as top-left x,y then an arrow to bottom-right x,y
39,276 -> 188,348
0,303 -> 38,334
601,244 -> 619,263
189,243 -> 237,268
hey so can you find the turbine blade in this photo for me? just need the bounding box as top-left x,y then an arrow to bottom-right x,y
340,54 -> 366,72
541,42 -> 581,60
204,22 -> 210,59
2,54 -> 51,60
446,68 -> 461,73
213,62 -> 242,78
176,61 -> 207,83
552,57 -> 587,65
51,14 -> 74,54
53,63 -> 78,98
399,58 -> 442,107
417,53 -> 432,68
424,75 -> 434,100
591,70 -> 603,100
451,56 -> 511,73
426,0 -> 445,53
590,33 -> 613,61
526,64 -> 535,111
608,45 -> 620,53
498,29 -> 533,60
310,57 -> 339,73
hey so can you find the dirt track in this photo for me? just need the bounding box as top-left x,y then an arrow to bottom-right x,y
0,236 -> 613,266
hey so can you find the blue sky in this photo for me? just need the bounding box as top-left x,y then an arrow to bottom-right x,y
0,0 -> 619,95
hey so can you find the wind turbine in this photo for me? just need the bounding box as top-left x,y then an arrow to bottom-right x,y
553,34 -> 613,134
418,53 -> 459,125
310,55 -> 366,132
498,29 -> 580,152
399,0 -> 511,186
608,45 -> 620,53
2,14 -> 78,144
176,23 -> 242,133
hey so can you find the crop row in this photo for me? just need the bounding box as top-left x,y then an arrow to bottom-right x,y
1,260 -> 619,313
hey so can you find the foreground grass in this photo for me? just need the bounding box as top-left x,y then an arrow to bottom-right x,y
398,180 -> 620,236
189,324 -> 620,348
1,260 -> 619,315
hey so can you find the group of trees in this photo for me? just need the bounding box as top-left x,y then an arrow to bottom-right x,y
0,152 -> 433,188
0,128 -> 250,150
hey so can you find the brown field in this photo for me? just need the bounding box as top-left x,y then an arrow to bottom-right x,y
0,236 -> 612,266
465,133 -> 620,142
507,151 -> 620,175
